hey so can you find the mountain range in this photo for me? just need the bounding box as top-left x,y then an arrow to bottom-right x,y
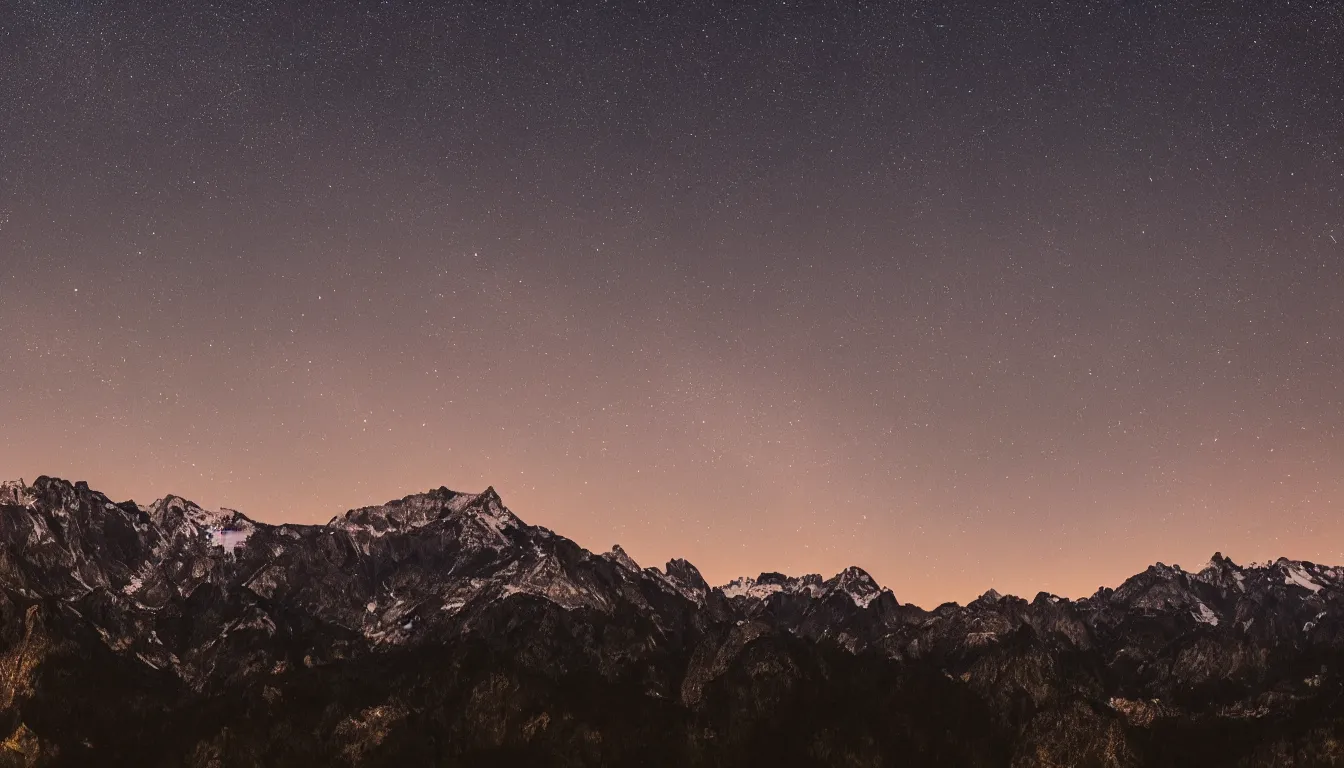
3,475 -> 1344,766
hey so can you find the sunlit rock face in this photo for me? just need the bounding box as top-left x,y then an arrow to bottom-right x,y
5,476 -> 1344,766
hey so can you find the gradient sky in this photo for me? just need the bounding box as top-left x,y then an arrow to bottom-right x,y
2,0 -> 1341,607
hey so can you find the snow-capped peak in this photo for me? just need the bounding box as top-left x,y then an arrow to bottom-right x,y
718,572 -> 823,600
824,566 -> 883,608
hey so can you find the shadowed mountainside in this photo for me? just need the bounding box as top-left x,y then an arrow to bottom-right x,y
4,476 -> 1344,766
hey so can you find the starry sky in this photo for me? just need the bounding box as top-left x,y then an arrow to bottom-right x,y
2,0 -> 1342,607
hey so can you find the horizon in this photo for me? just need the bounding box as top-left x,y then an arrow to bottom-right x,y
3,471 -> 1326,609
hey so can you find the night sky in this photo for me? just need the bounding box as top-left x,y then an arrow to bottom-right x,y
2,0 -> 1341,607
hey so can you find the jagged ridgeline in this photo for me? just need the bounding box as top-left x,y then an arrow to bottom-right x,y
3,476 -> 1344,766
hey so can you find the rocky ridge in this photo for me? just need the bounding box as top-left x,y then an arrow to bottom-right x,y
3,475 -> 1344,766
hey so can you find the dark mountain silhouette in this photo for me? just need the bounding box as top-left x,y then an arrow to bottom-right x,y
4,476 -> 1344,766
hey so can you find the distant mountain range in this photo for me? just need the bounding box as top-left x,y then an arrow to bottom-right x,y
3,475 -> 1344,766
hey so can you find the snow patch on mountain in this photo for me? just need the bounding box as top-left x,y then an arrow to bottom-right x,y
718,568 -> 884,609
721,577 -> 785,600
208,525 -> 253,554
0,478 -> 34,507
488,550 -> 612,612
1284,564 -> 1323,593
468,490 -> 521,542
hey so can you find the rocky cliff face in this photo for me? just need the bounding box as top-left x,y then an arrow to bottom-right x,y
3,475 -> 1344,766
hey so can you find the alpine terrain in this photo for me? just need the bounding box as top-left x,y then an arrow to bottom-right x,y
3,476 -> 1344,766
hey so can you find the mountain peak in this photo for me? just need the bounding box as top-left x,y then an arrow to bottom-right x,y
830,565 -> 877,588
0,478 -> 31,506
603,544 -> 641,572
824,566 -> 883,607
332,485 -> 523,551
146,494 -> 252,538
150,493 -> 194,512
27,475 -> 83,504
663,558 -> 709,594
1194,553 -> 1249,593
1200,551 -> 1241,574
1147,561 -> 1186,578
